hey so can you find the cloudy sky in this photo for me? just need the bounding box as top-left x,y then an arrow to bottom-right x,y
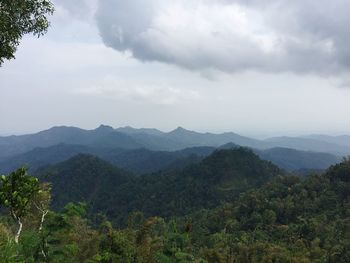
1,0 -> 350,137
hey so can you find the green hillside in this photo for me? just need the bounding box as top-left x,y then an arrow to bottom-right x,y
37,148 -> 281,225
1,149 -> 349,262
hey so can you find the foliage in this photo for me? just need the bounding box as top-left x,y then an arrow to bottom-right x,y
0,150 -> 349,262
0,167 -> 41,243
0,0 -> 54,65
0,167 -> 39,218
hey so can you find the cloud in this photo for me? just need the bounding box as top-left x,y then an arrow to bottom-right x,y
95,0 -> 350,75
53,0 -> 96,19
72,76 -> 201,105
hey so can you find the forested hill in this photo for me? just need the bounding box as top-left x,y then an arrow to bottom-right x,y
0,144 -> 214,175
37,154 -> 132,210
179,158 -> 350,262
37,148 -> 282,225
1,149 -> 350,261
0,142 -> 341,176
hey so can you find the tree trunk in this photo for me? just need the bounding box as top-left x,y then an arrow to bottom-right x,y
39,210 -> 48,232
14,218 -> 23,243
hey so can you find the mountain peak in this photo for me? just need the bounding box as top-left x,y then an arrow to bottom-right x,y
116,126 -> 164,136
171,126 -> 192,133
95,125 -> 114,132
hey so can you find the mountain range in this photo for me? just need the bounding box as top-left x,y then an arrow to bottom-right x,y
1,125 -> 350,156
0,125 -> 346,174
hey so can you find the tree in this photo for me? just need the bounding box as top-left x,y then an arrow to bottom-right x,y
0,167 -> 40,243
32,183 -> 51,233
0,0 -> 54,65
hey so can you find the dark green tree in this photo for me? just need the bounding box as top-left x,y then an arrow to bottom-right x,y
0,0 -> 54,65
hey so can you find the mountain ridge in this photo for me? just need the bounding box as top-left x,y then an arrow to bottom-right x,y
0,142 -> 342,175
1,125 -> 350,161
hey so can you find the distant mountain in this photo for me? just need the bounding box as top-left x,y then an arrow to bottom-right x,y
0,144 -> 92,174
0,125 -> 267,158
0,125 -> 142,159
0,140 -> 341,174
0,126 -> 85,158
37,148 -> 282,224
115,126 -> 164,136
0,125 -> 244,158
111,127 -> 350,154
218,143 -> 341,172
264,136 -> 350,155
0,143 -> 214,175
255,147 -> 341,171
115,126 -> 264,151
162,127 -> 266,149
301,134 -> 350,148
1,125 -> 350,162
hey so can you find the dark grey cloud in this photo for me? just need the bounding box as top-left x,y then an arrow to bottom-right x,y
95,0 -> 350,75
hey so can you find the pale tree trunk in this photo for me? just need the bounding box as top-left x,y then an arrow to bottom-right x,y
11,210 -> 23,244
36,207 -> 49,260
34,202 -> 49,233
39,210 -> 48,232
14,218 -> 23,244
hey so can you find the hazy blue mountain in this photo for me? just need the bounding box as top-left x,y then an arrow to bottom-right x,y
301,134 -> 350,148
0,125 -> 343,174
161,127 -> 267,149
0,143 -> 215,175
119,126 -> 269,150
112,126 -> 350,154
177,145 -> 215,156
117,126 -> 242,151
1,125 -> 350,163
0,126 -> 86,158
0,126 -> 257,158
114,127 -> 185,151
256,147 -> 342,171
0,138 -> 341,175
115,126 -> 164,136
0,144 -> 92,174
128,132 -> 188,151
0,125 -> 142,159
219,143 -> 341,171
264,136 -> 350,155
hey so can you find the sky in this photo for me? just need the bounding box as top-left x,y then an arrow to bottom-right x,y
1,0 -> 350,137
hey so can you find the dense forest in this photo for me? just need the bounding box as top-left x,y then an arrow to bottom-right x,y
0,148 -> 349,262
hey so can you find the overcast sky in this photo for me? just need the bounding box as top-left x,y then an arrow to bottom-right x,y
1,0 -> 350,137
